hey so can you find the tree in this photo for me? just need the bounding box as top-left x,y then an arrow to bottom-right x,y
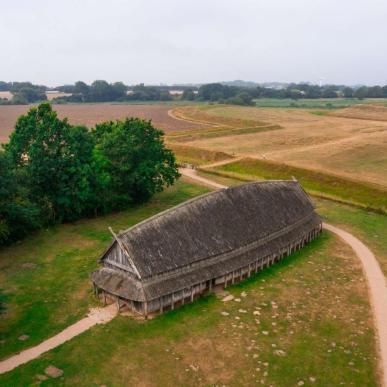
92,118 -> 180,208
343,87 -> 354,98
4,103 -> 94,223
354,86 -> 369,99
182,89 -> 195,100
0,151 -> 39,244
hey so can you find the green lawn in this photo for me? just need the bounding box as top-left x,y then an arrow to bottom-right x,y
0,233 -> 377,386
0,180 -> 209,361
253,98 -> 387,109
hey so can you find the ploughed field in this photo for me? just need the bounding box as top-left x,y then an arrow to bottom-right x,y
168,104 -> 387,188
0,104 -> 205,143
0,179 -> 379,386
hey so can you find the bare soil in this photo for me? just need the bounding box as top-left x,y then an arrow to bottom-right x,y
0,104 -> 206,143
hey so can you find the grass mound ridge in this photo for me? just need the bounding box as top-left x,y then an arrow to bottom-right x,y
202,158 -> 387,215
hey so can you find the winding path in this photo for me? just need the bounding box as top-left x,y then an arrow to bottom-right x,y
0,305 -> 117,375
180,167 -> 387,387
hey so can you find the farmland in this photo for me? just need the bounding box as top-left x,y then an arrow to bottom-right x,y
0,103 -> 205,143
168,104 -> 387,188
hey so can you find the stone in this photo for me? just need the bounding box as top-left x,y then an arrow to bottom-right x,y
18,335 -> 29,341
241,291 -> 247,297
222,294 -> 234,302
221,311 -> 229,316
21,262 -> 36,269
238,309 -> 247,313
297,381 -> 304,386
44,365 -> 64,378
234,298 -> 241,302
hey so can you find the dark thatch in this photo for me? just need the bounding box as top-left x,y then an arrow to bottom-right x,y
91,180 -> 322,313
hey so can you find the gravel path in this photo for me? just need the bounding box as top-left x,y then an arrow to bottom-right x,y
180,167 -> 387,386
0,304 -> 117,375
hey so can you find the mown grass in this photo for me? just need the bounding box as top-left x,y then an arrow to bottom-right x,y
253,98 -> 387,109
205,158 -> 387,214
0,180 -> 210,360
0,232 -> 378,386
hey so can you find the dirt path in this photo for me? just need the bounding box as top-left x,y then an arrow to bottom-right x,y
0,304 -> 117,375
180,167 -> 387,387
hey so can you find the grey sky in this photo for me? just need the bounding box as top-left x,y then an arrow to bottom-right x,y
1,0 -> 386,86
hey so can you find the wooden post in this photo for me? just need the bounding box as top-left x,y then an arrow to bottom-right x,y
190,287 -> 194,302
248,264 -> 251,277
160,297 -> 163,313
209,280 -> 212,292
232,271 -> 235,284
103,291 -> 107,306
116,297 -> 120,312
171,293 -> 175,310
144,302 -> 148,319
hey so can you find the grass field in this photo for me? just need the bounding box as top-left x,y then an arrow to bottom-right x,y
168,104 -> 387,187
0,227 -> 378,385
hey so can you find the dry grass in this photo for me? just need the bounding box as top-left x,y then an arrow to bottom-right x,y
330,104 -> 387,121
172,105 -> 387,187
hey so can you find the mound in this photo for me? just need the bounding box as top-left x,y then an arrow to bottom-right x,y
331,104 -> 387,121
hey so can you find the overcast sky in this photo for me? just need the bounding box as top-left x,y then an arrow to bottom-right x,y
1,0 -> 386,86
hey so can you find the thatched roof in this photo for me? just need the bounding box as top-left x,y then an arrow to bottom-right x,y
92,180 -> 321,302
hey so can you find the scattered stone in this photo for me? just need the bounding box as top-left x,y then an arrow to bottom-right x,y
262,331 -> 269,335
44,365 -> 64,378
18,335 -> 29,341
309,377 -> 316,383
222,294 -> 235,302
297,381 -> 304,386
241,291 -> 247,297
189,364 -> 199,372
221,311 -> 229,316
274,350 -> 286,357
238,309 -> 247,313
253,311 -> 260,316
21,262 -> 36,269
234,298 -> 241,302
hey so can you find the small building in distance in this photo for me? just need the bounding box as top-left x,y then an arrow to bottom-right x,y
91,181 -> 322,318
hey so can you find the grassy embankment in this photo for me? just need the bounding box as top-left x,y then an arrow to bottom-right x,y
201,158 -> 387,215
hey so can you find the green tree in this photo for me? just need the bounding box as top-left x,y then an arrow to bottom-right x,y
0,151 -> 39,244
4,103 -> 94,222
343,87 -> 354,98
93,118 -> 180,208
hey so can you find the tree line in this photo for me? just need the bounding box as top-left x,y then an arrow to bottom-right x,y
0,103 -> 179,246
2,80 -> 387,107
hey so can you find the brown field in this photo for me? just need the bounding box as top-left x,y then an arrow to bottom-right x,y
169,105 -> 387,187
0,104 -> 205,143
